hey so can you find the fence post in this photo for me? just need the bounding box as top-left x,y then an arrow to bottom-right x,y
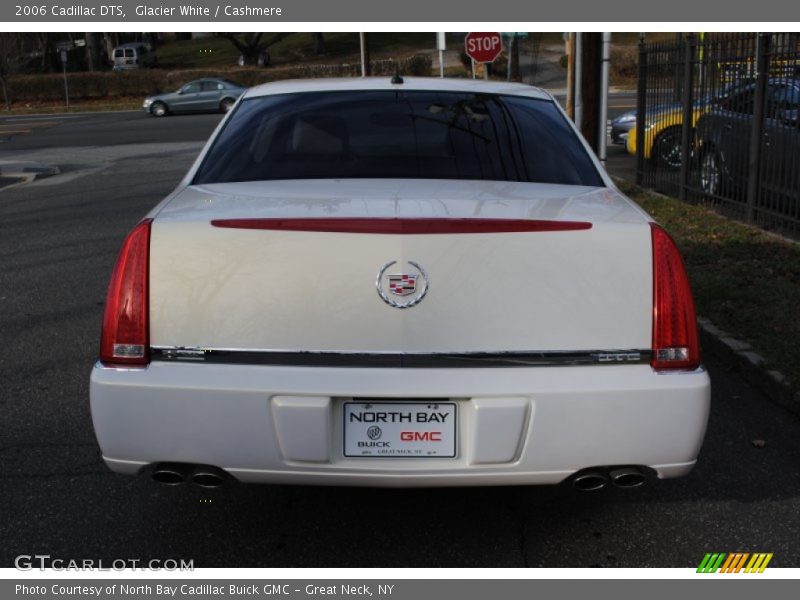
746,33 -> 771,223
679,34 -> 697,201
635,36 -> 647,185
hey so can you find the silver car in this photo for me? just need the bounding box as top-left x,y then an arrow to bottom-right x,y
142,78 -> 246,117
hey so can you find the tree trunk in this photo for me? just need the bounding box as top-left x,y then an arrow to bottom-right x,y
85,32 -> 97,71
313,33 -> 325,55
578,33 -> 602,152
38,33 -> 54,72
510,35 -> 520,81
102,33 -> 117,63
222,33 -> 290,67
1,77 -> 9,111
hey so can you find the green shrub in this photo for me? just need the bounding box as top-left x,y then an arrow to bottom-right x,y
5,54 -> 433,103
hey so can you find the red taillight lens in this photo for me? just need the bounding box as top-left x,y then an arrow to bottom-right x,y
99,219 -> 152,367
650,223 -> 700,370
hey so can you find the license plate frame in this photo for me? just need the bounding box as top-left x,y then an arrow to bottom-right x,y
343,401 -> 457,458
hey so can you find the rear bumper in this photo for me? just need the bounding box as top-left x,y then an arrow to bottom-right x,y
90,361 -> 710,487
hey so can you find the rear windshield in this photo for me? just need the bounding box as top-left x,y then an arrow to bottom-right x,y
193,90 -> 604,187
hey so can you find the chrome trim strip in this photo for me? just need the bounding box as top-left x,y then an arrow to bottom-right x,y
655,365 -> 707,375
151,347 -> 652,368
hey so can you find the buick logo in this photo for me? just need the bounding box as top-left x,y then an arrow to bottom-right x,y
376,261 -> 429,309
367,426 -> 382,440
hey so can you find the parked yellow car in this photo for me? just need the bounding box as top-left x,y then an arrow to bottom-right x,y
627,80 -> 752,168
626,104 -> 707,169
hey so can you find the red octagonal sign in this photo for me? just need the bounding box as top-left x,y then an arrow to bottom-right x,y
465,32 -> 503,63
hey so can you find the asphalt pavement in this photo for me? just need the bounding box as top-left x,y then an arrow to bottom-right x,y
0,110 -> 220,150
1,108 -> 798,568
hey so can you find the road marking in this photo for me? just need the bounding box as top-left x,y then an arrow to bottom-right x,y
0,115 -> 70,141
3,115 -> 81,121
1,121 -> 61,127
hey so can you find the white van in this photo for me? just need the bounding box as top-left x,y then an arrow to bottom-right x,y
112,43 -> 157,71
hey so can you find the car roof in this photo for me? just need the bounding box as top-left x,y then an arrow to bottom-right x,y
243,77 -> 553,101
187,78 -> 227,84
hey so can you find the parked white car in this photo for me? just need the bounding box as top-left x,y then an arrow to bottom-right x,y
90,78 -> 710,490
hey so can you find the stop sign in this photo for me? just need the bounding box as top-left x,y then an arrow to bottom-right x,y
464,32 -> 503,63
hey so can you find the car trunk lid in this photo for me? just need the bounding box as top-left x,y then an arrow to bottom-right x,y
148,179 -> 653,355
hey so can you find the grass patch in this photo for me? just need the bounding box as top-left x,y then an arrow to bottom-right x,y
616,179 -> 800,390
154,36 -> 241,68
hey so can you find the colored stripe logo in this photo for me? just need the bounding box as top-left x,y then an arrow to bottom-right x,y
697,553 -> 773,573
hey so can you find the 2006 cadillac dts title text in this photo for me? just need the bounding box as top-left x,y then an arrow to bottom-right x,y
13,4 -> 282,17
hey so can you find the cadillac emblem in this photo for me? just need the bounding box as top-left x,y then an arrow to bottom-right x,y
376,261 -> 429,309
388,274 -> 417,296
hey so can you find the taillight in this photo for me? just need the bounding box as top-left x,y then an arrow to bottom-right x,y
650,223 -> 700,370
99,219 -> 152,367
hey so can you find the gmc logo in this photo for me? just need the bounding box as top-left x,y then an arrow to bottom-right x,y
400,431 -> 442,442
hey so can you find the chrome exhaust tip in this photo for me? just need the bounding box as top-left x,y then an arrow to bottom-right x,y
572,471 -> 608,492
609,467 -> 646,489
189,466 -> 228,489
151,463 -> 189,486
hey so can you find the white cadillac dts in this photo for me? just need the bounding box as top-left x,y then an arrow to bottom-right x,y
90,78 -> 710,490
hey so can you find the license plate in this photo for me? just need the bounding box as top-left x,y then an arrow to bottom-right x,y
343,402 -> 456,458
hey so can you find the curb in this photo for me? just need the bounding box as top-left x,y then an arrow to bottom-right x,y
698,317 -> 799,418
1,109 -> 141,119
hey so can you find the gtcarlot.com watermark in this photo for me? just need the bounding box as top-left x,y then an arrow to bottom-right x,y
14,555 -> 194,571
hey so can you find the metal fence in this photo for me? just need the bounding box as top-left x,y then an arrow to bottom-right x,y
635,33 -> 800,238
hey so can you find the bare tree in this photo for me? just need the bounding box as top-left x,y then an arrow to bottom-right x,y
35,33 -> 61,72
84,32 -> 105,71
102,33 -> 119,63
0,34 -> 26,110
218,33 -> 293,66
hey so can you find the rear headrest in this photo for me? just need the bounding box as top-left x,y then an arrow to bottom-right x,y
290,115 -> 348,154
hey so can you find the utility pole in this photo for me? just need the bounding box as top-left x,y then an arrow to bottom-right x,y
574,33 -> 583,131
437,32 -> 446,78
566,33 -> 575,119
597,32 -> 611,166
61,51 -> 69,107
359,33 -> 371,77
569,33 -> 603,153
506,34 -> 520,81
